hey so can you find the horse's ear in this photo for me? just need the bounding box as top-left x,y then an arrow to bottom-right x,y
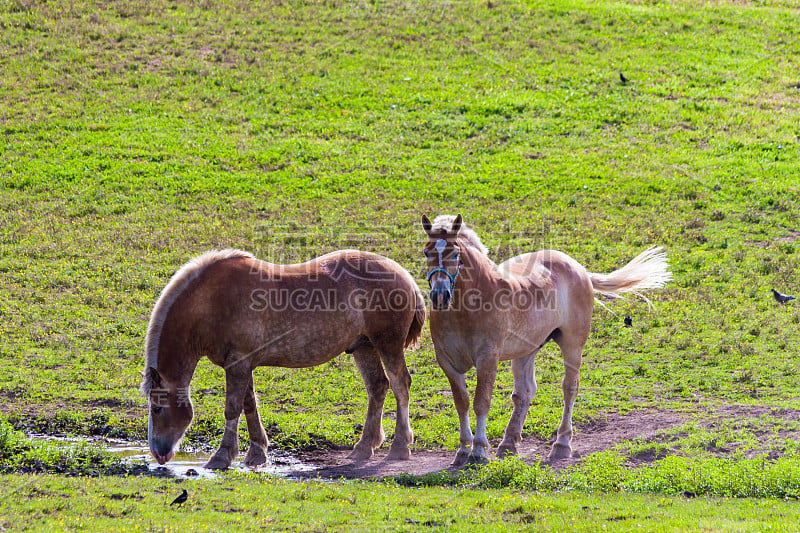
421,214 -> 432,234
452,214 -> 463,234
149,367 -> 164,389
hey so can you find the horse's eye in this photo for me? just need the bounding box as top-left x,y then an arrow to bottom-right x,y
151,405 -> 163,415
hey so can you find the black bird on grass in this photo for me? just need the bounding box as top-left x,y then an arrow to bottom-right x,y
619,71 -> 629,84
170,489 -> 188,507
771,288 -> 796,304
623,316 -> 632,327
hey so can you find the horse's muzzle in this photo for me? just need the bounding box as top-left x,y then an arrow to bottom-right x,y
150,439 -> 176,464
430,287 -> 452,310
153,450 -> 175,465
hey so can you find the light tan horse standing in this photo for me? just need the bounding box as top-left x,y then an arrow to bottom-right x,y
421,214 -> 670,465
140,248 -> 425,469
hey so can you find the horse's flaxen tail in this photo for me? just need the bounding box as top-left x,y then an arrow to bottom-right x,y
590,246 -> 672,307
404,286 -> 426,350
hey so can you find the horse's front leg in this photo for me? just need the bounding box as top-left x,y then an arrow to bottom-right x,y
242,372 -> 270,467
498,350 -> 538,459
439,360 -> 473,466
349,346 -> 389,460
470,353 -> 499,464
205,364 -> 249,470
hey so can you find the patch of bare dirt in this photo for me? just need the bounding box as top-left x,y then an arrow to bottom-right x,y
776,231 -> 800,244
291,406 -> 800,480
746,231 -> 800,248
293,409 -> 689,479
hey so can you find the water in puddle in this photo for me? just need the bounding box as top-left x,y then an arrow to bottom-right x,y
30,434 -> 316,479
106,438 -> 317,479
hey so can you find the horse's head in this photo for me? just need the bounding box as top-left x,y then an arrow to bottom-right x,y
421,213 -> 464,310
146,366 -> 194,465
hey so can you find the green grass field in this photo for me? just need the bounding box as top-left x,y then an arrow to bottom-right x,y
5,472 -> 800,533
2,0 -> 800,529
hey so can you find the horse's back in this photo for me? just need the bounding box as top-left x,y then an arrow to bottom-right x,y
206,249 -> 416,292
182,256 -> 354,366
186,250 -> 421,366
499,250 -> 591,292
316,249 -> 418,286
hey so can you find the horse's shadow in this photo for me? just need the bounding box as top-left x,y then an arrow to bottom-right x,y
291,445 -> 581,481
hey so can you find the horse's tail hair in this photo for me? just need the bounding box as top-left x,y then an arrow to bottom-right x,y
589,246 -> 671,308
404,285 -> 426,350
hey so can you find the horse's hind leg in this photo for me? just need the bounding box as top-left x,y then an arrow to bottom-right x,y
550,338 -> 584,459
498,350 -> 539,459
349,346 -> 389,460
377,344 -> 413,461
243,372 -> 270,467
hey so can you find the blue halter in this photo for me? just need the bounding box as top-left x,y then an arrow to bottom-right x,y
426,265 -> 460,288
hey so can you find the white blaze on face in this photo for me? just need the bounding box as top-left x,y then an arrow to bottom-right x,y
435,239 -> 447,267
147,409 -> 153,442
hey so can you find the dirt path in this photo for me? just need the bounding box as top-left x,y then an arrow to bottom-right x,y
292,405 -> 800,479
294,409 -> 689,479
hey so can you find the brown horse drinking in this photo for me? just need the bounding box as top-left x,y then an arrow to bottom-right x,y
140,249 -> 425,469
421,214 -> 671,465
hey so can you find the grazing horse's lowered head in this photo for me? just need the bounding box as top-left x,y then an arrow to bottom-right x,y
142,366 -> 193,465
139,250 -> 224,465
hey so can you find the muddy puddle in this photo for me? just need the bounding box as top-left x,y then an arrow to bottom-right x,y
29,434 -> 317,479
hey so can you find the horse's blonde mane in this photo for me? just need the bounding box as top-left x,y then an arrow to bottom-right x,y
431,215 -> 489,256
139,249 -> 254,396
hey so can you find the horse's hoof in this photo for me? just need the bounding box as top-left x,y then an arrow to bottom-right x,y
386,447 -> 411,461
548,443 -> 572,460
347,447 -> 374,461
496,446 -> 517,459
452,449 -> 470,467
204,456 -> 232,470
243,449 -> 268,467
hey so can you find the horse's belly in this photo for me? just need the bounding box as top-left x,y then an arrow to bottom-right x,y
498,340 -> 540,361
237,312 -> 361,368
499,328 -> 554,360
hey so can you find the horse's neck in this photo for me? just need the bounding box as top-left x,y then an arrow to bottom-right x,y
456,240 -> 498,291
157,333 -> 201,389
